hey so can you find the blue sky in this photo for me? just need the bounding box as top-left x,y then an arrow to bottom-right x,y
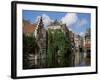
23,10 -> 91,36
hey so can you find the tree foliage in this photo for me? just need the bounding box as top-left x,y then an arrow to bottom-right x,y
47,29 -> 72,67
23,34 -> 39,69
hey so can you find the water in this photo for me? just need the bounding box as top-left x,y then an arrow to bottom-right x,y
23,51 -> 91,69
74,52 -> 91,67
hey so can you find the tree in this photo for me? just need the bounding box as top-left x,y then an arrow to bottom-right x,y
47,29 -> 72,67
23,34 -> 39,69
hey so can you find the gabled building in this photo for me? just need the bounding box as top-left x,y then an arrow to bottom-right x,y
48,20 -> 69,33
23,18 -> 47,68
23,20 -> 37,36
33,17 -> 47,68
48,20 -> 62,30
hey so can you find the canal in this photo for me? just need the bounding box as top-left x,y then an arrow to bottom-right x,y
23,51 -> 91,69
74,51 -> 91,67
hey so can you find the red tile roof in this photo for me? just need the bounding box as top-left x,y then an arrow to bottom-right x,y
23,21 -> 36,34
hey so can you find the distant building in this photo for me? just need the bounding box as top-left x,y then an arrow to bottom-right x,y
69,31 -> 75,47
48,20 -> 62,30
74,34 -> 83,51
69,31 -> 75,66
84,28 -> 91,55
74,34 -> 84,66
48,20 -> 69,33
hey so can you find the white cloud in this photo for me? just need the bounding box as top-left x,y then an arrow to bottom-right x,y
35,16 -> 41,22
42,14 -> 52,26
68,27 -> 72,31
79,32 -> 85,36
61,13 -> 87,29
76,19 -> 87,27
61,13 -> 78,26
35,13 -> 87,31
35,14 -> 52,26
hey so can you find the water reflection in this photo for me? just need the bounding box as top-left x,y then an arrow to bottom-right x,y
75,52 -> 91,67
23,51 -> 91,69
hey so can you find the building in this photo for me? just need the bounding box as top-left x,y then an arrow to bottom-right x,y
84,28 -> 91,57
23,18 -> 47,68
48,20 -> 75,66
74,34 -> 84,66
69,31 -> 75,48
74,34 -> 84,51
23,20 -> 36,36
35,17 -> 47,58
34,17 -> 47,67
48,20 -> 62,30
69,31 -> 75,66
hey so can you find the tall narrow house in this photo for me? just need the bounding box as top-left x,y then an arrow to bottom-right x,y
35,17 -> 47,67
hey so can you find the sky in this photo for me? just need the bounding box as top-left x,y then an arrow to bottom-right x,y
23,10 -> 91,36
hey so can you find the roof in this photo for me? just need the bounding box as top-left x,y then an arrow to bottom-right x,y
23,20 -> 36,34
49,20 -> 61,26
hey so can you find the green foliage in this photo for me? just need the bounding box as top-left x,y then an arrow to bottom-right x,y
23,34 -> 39,69
23,34 -> 38,54
47,29 -> 72,67
23,29 -> 73,69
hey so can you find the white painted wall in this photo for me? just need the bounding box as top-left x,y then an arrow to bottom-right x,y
0,0 -> 99,80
